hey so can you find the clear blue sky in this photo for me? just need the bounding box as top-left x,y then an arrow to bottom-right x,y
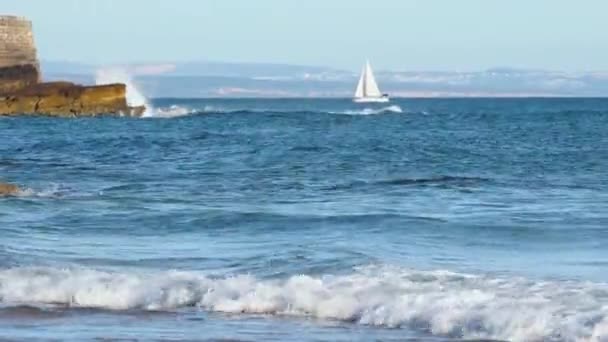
4,0 -> 608,71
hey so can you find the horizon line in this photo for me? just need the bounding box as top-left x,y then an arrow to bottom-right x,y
149,95 -> 608,100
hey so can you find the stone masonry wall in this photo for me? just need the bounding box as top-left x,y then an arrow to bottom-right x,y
0,15 -> 40,92
0,16 -> 39,68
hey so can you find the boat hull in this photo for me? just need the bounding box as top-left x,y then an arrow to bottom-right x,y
353,97 -> 390,103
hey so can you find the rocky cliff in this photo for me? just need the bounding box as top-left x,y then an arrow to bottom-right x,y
0,15 -> 145,117
0,82 -> 145,117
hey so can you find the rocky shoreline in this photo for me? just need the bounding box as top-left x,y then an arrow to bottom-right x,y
0,15 -> 145,117
0,79 -> 145,117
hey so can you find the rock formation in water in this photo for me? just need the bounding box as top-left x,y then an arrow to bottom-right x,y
0,182 -> 20,196
0,15 -> 145,117
0,81 -> 145,117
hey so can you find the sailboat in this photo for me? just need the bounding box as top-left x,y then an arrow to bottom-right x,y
353,60 -> 389,103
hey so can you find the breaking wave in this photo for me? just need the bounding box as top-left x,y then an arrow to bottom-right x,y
14,183 -> 67,198
152,105 -> 195,118
146,104 -> 404,118
95,68 -> 153,117
337,105 -> 403,115
1,265 -> 607,341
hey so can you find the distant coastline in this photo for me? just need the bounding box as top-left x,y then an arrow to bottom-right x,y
42,60 -> 608,98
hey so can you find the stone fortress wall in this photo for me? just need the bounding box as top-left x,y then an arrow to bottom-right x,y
0,15 -> 40,93
0,15 -> 39,69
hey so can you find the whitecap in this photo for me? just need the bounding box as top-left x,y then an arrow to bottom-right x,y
338,105 -> 403,115
15,183 -> 64,198
152,105 -> 195,118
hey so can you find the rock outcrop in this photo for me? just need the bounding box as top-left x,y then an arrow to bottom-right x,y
0,81 -> 145,117
0,15 -> 145,117
0,182 -> 20,196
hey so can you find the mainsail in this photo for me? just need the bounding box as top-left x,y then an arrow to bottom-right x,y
354,60 -> 382,98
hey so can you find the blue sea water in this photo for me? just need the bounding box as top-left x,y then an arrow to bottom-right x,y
1,98 -> 608,341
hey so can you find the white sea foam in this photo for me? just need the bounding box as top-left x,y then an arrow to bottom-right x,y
95,68 -> 153,117
153,105 -> 195,118
338,105 -> 403,115
148,104 -> 405,118
15,183 -> 64,198
142,105 -> 221,118
0,265 -> 607,341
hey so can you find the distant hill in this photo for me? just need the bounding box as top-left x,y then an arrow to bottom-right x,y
41,60 -> 608,97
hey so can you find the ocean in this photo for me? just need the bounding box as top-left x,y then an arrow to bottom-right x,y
1,98 -> 607,341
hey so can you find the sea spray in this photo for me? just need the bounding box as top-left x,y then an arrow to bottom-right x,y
95,68 -> 153,117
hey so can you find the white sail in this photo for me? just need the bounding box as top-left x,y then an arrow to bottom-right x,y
354,66 -> 365,98
353,60 -> 387,102
362,61 -> 382,97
